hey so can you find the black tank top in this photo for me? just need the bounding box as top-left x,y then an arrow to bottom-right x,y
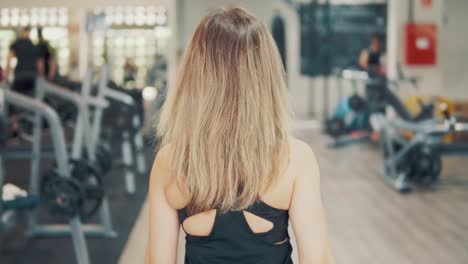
368,50 -> 381,67
178,200 -> 293,264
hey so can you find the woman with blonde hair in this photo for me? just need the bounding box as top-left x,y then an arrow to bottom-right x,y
146,7 -> 334,264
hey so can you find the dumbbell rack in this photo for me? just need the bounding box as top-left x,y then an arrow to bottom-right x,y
1,64 -> 148,263
27,70 -> 117,237
102,66 -> 147,195
0,83 -> 91,264
0,67 -> 122,264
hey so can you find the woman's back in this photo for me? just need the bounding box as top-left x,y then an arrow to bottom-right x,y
165,139 -> 308,263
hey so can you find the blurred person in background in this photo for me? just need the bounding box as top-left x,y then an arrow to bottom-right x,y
5,26 -> 44,139
123,57 -> 138,86
145,8 -> 334,264
146,54 -> 168,113
0,59 -> 3,82
146,54 -> 167,88
36,27 -> 58,81
5,26 -> 44,94
359,33 -> 385,74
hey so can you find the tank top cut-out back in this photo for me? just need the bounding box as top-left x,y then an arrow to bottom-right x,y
178,200 -> 293,264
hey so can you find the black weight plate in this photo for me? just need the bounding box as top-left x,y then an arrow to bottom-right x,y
0,113 -> 8,148
43,176 -> 83,218
325,118 -> 347,138
410,148 -> 441,186
69,159 -> 105,219
95,145 -> 113,175
41,169 -> 61,198
70,159 -> 103,183
57,103 -> 78,122
79,185 -> 104,220
349,94 -> 366,112
104,98 -> 142,135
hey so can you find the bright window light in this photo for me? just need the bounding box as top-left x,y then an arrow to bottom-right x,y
142,86 -> 158,101
155,14 -> 167,25
1,9 -> 9,16
30,14 -> 39,26
20,15 -> 29,26
146,14 -> 156,25
11,8 -> 19,16
11,15 -> 19,26
1,17 -> 8,27
114,13 -> 123,25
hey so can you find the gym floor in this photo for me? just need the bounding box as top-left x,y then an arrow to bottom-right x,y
2,128 -> 468,264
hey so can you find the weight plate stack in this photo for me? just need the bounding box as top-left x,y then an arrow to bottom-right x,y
325,118 -> 347,138
69,159 -> 105,220
41,170 -> 83,218
409,147 -> 442,187
95,144 -> 113,175
41,160 -> 105,220
56,102 -> 78,123
0,112 -> 9,148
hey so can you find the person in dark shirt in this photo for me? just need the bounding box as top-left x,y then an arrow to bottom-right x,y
123,57 -> 137,86
36,27 -> 58,81
5,26 -> 44,139
359,33 -> 384,74
5,26 -> 44,94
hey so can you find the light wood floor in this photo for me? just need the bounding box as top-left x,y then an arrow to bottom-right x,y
120,129 -> 468,264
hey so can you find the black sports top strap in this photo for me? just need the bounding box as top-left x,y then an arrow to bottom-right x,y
177,200 -> 289,244
177,200 -> 293,264
244,201 -> 289,244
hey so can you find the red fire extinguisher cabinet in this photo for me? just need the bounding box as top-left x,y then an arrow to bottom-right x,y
404,23 -> 437,66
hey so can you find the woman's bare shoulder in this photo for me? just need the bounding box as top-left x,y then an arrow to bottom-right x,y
284,138 -> 320,187
165,180 -> 189,210
289,137 -> 320,183
290,138 -> 315,159
151,145 -> 189,210
159,139 -> 318,211
261,138 -> 316,209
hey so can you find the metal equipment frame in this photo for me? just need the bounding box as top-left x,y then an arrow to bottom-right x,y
0,82 -> 91,264
100,65 -> 147,194
372,113 -> 468,192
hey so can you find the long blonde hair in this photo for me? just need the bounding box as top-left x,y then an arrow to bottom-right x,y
157,7 -> 290,214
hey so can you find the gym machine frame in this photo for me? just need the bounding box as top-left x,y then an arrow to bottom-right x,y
327,68 -> 432,148
0,82 -> 92,264
27,71 -> 117,239
372,113 -> 468,192
100,64 -> 147,195
0,90 -> 17,238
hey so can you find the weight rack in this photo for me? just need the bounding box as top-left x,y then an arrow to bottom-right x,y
101,64 -> 147,195
26,70 -> 117,239
0,82 -> 91,264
